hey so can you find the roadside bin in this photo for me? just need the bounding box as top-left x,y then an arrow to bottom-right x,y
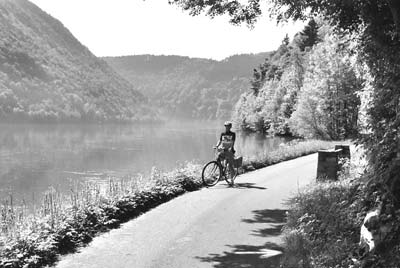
234,156 -> 243,168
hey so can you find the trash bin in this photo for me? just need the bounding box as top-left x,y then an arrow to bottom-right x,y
234,156 -> 243,168
317,149 -> 342,181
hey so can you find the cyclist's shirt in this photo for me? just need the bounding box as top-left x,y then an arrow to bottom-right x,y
220,131 -> 236,150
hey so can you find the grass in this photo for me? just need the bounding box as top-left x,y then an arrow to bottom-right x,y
0,139 -> 336,268
281,179 -> 365,268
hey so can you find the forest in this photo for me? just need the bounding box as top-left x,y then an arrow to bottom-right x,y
232,19 -> 362,140
104,53 -> 270,119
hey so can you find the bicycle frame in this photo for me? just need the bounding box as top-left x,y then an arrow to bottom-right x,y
214,149 -> 230,179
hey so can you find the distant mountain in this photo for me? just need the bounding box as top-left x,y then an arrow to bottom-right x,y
0,0 -> 157,122
104,53 -> 271,119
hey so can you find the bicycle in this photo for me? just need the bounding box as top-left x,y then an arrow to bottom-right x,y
201,147 -> 242,187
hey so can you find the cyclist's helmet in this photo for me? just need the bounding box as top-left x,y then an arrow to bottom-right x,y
224,121 -> 232,127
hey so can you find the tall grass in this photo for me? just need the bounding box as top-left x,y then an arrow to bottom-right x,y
0,140 -> 335,268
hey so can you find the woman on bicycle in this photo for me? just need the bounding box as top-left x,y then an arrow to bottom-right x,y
215,121 -> 236,177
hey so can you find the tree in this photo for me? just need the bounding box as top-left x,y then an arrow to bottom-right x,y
282,33 -> 290,46
293,18 -> 320,51
290,30 -> 361,139
170,0 -> 400,37
278,48 -> 304,119
250,68 -> 263,95
168,0 -> 262,26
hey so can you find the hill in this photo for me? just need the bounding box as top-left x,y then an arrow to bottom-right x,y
0,0 -> 157,122
104,53 -> 271,119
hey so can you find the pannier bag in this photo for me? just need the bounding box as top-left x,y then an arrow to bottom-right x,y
234,156 -> 243,168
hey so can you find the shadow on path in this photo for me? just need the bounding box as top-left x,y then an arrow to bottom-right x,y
195,242 -> 283,268
242,209 -> 287,237
232,182 -> 267,190
196,209 -> 287,267
242,209 -> 287,224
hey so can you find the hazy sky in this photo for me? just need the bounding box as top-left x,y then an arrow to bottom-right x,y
30,0 -> 304,60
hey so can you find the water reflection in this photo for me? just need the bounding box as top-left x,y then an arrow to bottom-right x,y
0,122 -> 288,202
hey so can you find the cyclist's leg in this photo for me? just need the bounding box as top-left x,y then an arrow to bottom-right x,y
217,151 -> 224,164
225,151 -> 235,176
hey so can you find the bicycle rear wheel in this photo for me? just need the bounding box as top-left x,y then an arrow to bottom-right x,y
202,161 -> 222,186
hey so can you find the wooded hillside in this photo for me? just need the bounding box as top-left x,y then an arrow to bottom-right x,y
232,20 -> 362,139
0,0 -> 157,122
104,53 -> 270,119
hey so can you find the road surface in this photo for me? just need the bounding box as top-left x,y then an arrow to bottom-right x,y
54,153 -> 318,268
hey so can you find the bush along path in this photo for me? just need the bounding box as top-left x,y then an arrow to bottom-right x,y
0,139 -> 336,268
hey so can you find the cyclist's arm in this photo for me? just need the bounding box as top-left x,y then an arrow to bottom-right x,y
215,133 -> 222,148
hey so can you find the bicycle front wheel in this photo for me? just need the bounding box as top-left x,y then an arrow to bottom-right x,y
202,161 -> 222,187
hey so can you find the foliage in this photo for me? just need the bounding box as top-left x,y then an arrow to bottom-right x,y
290,27 -> 361,139
232,20 -> 361,139
231,31 -> 304,134
293,19 -> 320,51
0,0 -> 157,122
282,180 -> 364,268
168,0 -> 262,26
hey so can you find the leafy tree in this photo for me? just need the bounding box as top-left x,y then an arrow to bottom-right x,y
168,0 -> 262,25
232,25 -> 310,136
290,30 -> 361,139
170,0 -> 400,36
279,47 -> 304,117
247,33 -> 296,100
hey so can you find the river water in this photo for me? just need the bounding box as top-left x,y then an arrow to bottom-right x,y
0,121 -> 288,202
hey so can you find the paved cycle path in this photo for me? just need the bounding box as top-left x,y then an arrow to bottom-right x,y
54,153 -> 318,268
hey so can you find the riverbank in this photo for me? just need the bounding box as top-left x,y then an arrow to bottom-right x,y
0,139 -> 336,268
280,146 -> 400,267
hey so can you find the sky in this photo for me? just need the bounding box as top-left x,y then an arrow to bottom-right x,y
30,0 -> 305,60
